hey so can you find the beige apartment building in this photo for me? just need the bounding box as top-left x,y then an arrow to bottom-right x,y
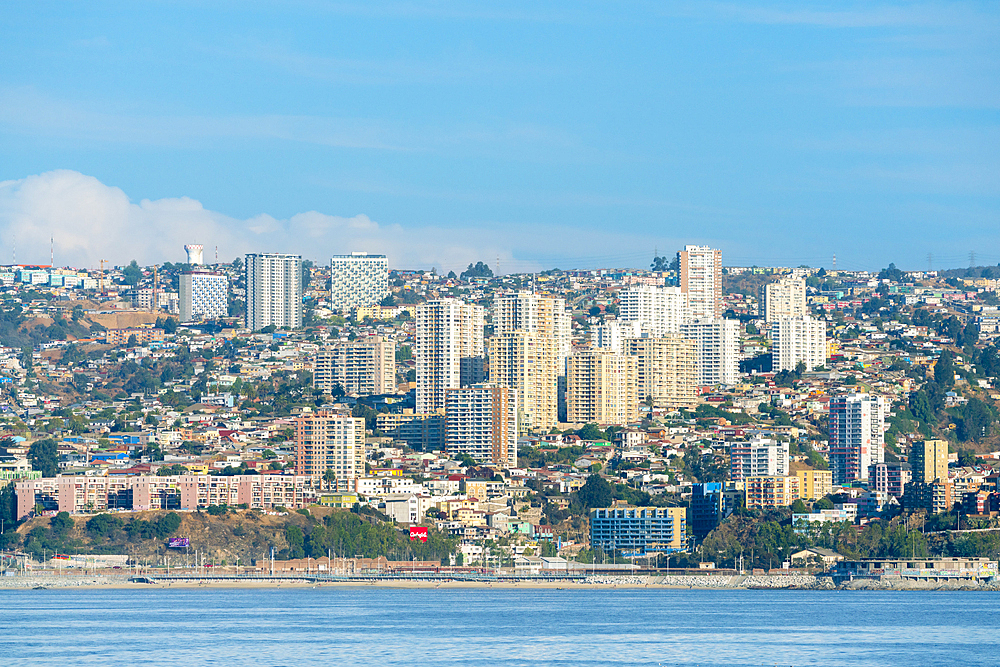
796,469 -> 833,500
566,350 -> 639,426
294,410 -> 366,479
488,292 -> 571,434
624,335 -> 697,409
911,439 -> 949,483
445,385 -> 518,468
313,335 -> 395,396
489,331 -> 558,433
745,475 -> 801,509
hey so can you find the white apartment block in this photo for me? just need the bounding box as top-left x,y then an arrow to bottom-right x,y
762,276 -> 807,323
771,316 -> 827,372
313,335 -> 395,396
293,411 -> 366,478
594,320 -> 641,353
619,284 -> 691,335
566,350 -> 639,426
679,245 -> 723,320
415,299 -> 485,413
445,385 -> 517,468
329,252 -> 389,311
829,393 -> 887,485
681,318 -> 740,386
729,437 -> 789,482
624,335 -> 698,409
245,253 -> 302,331
179,271 -> 228,322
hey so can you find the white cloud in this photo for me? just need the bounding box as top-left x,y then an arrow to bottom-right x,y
0,170 -> 526,272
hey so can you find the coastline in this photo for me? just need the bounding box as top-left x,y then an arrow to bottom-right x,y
3,573 -> 997,592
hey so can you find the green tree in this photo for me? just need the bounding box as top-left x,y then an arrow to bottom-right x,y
576,423 -> 606,441
50,511 -> 74,536
956,398 -> 994,443
86,513 -> 124,540
576,474 -> 613,509
155,512 -> 182,538
285,525 -> 305,559
29,438 -> 59,477
934,350 -> 955,387
123,260 -> 142,287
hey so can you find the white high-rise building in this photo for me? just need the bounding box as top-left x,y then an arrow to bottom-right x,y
829,393 -> 887,485
619,284 -> 690,336
762,276 -> 807,323
179,271 -> 228,322
681,318 -> 740,386
678,245 -> 723,320
245,253 -> 303,331
313,335 -> 395,396
488,292 -> 570,432
329,252 -> 389,311
445,385 -> 517,468
729,437 -> 789,482
594,320 -> 641,353
771,316 -> 827,372
415,299 -> 485,413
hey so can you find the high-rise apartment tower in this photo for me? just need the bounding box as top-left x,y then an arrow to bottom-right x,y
415,299 -> 485,413
329,252 -> 389,311
678,245 -> 723,320
245,253 -> 303,331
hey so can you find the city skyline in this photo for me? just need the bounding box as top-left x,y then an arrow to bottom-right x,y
2,2 -> 998,272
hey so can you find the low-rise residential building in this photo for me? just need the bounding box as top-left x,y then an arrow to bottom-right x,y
796,469 -> 833,500
745,475 -> 800,509
589,506 -> 686,555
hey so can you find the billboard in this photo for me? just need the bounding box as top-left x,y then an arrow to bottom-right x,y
168,537 -> 190,548
408,527 -> 428,542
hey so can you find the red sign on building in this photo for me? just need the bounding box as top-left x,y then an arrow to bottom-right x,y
408,527 -> 428,542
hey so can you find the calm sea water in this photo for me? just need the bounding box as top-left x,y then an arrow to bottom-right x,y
0,587 -> 996,666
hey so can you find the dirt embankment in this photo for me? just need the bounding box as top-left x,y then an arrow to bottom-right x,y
19,509 -> 335,565
86,312 -> 161,330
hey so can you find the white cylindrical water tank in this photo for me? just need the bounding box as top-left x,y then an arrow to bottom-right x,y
184,244 -> 204,265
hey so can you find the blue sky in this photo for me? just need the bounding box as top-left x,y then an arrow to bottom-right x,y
1,1 -> 997,272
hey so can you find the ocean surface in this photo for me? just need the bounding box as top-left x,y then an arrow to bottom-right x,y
1,587 -> 997,666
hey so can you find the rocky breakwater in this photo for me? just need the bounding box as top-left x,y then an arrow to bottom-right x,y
842,577 -> 1000,591
741,574 -> 829,589
656,575 -> 736,588
0,575 -> 131,588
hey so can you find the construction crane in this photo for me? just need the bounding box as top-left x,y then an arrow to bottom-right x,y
99,259 -> 108,294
